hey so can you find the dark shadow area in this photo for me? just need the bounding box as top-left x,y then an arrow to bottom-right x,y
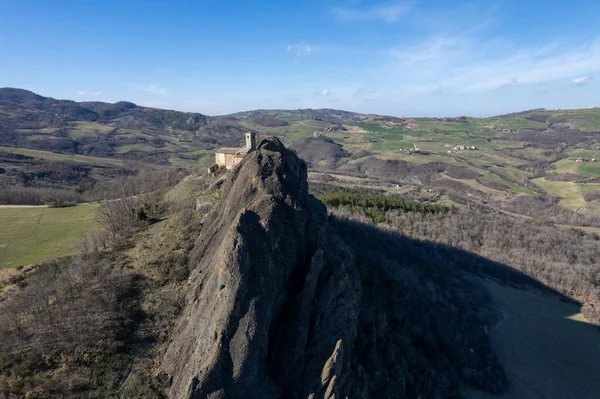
466,280 -> 600,399
330,215 -> 600,399
331,215 -> 575,302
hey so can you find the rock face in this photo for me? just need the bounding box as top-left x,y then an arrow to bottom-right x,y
161,137 -> 507,399
162,138 -> 366,398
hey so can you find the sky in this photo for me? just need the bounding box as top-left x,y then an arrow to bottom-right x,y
1,0 -> 599,116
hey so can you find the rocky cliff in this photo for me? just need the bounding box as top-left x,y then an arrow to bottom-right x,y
162,138 -> 366,398
161,138 -> 506,398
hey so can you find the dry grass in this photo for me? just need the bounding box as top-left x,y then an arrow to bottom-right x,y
0,145 -> 123,165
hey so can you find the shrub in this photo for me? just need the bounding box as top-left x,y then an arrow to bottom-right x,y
0,257 -> 139,396
583,192 -> 600,202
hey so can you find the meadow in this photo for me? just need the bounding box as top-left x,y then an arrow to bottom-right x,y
0,203 -> 100,268
0,145 -> 123,165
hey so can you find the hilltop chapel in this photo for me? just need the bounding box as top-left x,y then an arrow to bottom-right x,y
214,132 -> 256,169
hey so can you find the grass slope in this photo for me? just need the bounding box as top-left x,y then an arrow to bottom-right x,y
532,178 -> 600,214
0,204 -> 100,268
0,145 -> 123,165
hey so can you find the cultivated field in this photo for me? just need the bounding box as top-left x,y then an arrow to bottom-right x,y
0,204 -> 100,268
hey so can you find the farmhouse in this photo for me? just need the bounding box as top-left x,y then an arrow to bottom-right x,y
214,132 -> 256,169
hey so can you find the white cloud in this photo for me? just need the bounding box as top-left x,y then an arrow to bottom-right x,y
570,76 -> 592,86
312,89 -> 331,99
141,84 -> 167,95
392,35 -> 463,65
75,90 -> 103,96
287,42 -> 312,56
501,78 -> 518,87
389,34 -> 600,94
333,1 -> 412,22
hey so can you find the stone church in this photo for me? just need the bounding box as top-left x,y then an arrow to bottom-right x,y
214,132 -> 256,169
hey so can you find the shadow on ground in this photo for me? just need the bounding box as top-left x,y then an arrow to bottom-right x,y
331,216 -> 600,399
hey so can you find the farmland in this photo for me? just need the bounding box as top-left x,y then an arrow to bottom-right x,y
0,204 -> 100,268
0,145 -> 123,165
274,109 -> 600,216
3,86 -> 600,223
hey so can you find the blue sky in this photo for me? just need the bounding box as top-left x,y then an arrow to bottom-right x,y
1,0 -> 599,116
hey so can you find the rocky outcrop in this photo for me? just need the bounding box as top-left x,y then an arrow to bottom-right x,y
162,138 -> 366,398
161,137 -> 507,399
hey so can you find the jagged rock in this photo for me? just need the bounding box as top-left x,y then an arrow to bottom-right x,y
161,137 -> 506,399
162,138 -> 366,398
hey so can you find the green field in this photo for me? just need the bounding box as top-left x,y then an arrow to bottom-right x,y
551,158 -> 600,177
550,109 -> 600,132
67,121 -> 114,138
0,146 -> 123,166
564,148 -> 600,158
532,178 -> 600,214
0,204 -> 100,268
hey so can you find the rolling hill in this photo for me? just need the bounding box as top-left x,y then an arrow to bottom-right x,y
2,88 -> 600,221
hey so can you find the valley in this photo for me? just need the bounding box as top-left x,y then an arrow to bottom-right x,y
3,88 -> 600,225
1,89 -> 600,399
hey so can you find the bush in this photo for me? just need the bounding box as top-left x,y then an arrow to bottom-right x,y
446,165 -> 481,180
583,192 -> 600,202
99,192 -> 166,247
0,257 -> 139,397
0,187 -> 83,205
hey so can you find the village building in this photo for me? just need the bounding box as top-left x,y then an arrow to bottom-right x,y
214,132 -> 256,169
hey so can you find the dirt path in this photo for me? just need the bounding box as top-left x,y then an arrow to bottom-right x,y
465,280 -> 600,399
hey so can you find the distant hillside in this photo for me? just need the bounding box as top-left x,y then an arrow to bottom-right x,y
225,108 -> 369,124
0,88 -> 249,166
3,88 -> 600,221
